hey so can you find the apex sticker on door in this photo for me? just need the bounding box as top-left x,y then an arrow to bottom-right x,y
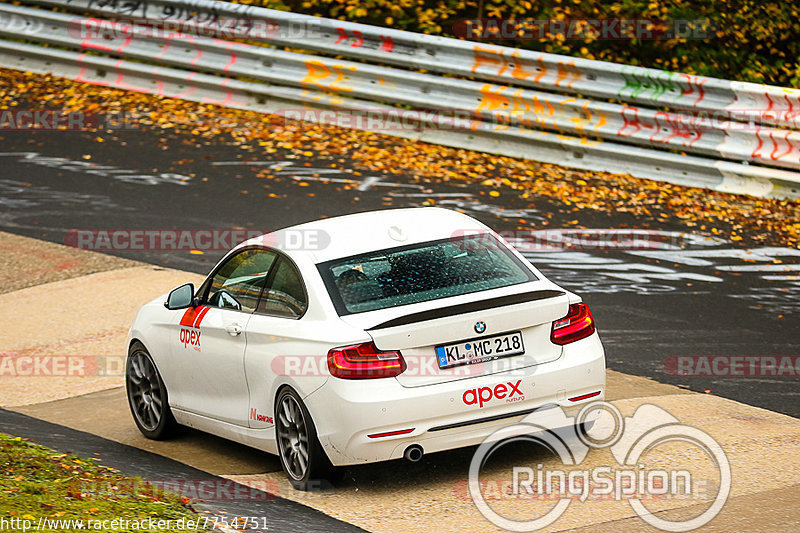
179,306 -> 209,351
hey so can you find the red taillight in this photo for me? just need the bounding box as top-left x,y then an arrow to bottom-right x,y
327,342 -> 406,380
551,303 -> 596,345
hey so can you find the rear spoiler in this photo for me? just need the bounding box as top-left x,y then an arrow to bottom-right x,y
367,289 -> 566,330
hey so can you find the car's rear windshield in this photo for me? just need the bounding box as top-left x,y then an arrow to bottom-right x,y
317,234 -> 536,315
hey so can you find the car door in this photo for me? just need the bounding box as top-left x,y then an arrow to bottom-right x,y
243,254 -> 328,430
171,248 -> 277,426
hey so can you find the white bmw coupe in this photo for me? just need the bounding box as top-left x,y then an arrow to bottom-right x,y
126,208 -> 605,489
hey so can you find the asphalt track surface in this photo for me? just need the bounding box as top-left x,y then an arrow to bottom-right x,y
0,408 -> 364,533
0,128 -> 798,421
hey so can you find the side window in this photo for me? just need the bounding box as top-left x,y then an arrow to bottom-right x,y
257,257 -> 308,318
206,249 -> 277,313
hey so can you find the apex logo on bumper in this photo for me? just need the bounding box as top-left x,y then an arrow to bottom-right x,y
462,379 -> 524,408
179,306 -> 210,351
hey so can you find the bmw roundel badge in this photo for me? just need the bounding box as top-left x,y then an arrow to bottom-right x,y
474,321 -> 486,334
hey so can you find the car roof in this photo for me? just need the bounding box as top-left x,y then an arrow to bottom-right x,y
237,207 -> 491,263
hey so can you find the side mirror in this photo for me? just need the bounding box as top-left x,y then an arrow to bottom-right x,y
165,283 -> 196,310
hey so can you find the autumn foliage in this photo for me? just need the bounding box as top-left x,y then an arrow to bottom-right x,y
235,0 -> 800,88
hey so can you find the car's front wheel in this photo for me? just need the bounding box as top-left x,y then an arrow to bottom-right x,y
275,388 -> 338,490
126,341 -> 178,440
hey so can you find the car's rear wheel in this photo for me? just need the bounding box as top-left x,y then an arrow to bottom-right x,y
275,388 -> 337,490
126,342 -> 178,440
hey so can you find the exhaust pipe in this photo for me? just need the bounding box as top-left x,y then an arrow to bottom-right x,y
403,444 -> 424,462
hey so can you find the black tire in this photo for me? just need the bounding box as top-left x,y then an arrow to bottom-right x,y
576,419 -> 596,440
126,341 -> 179,440
275,388 -> 337,491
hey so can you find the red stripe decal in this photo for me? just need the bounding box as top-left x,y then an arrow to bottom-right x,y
179,306 -> 200,327
180,306 -> 210,328
192,306 -> 211,328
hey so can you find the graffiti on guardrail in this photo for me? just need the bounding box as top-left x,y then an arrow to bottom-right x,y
617,106 -> 703,148
31,0 -> 800,129
4,2 -> 800,181
471,46 -> 582,88
301,59 -> 357,93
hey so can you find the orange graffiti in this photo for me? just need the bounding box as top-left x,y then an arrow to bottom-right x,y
472,46 -> 507,75
509,52 -> 535,80
302,60 -> 354,92
555,61 -> 580,88
302,60 -> 331,90
476,84 -> 510,113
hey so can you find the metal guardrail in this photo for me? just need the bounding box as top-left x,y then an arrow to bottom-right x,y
2,0 -> 799,198
24,0 -> 800,129
2,4 -> 797,171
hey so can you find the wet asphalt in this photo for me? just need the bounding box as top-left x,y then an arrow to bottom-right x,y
1,128 -> 797,418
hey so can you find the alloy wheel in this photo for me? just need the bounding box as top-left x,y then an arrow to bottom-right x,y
277,393 -> 310,480
127,350 -> 164,432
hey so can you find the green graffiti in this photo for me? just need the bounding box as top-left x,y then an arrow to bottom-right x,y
619,67 -> 681,102
647,72 -> 670,100
631,71 -> 651,99
618,66 -> 641,99
663,72 -> 680,99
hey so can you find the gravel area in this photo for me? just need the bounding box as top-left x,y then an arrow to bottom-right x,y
0,231 -> 139,294
0,265 -> 204,406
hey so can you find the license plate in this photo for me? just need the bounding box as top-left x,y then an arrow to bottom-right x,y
436,331 -> 525,369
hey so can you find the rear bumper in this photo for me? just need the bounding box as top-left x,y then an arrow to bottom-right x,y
304,332 -> 606,466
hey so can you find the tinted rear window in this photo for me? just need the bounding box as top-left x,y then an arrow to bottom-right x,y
318,234 -> 536,315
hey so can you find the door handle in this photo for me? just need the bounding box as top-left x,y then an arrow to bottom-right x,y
225,323 -> 243,336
